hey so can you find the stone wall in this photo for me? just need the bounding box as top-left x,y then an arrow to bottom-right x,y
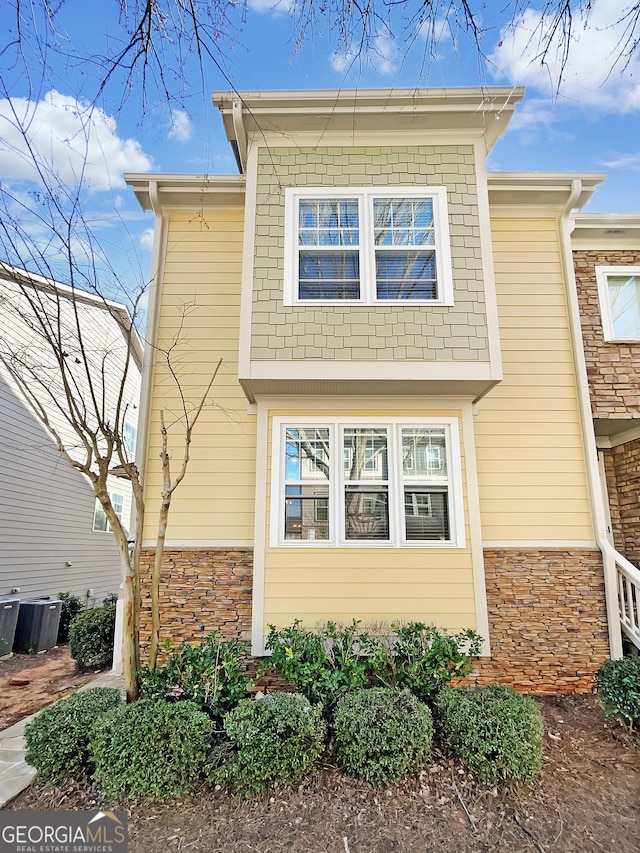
603,440 -> 640,566
138,548 -> 252,658
138,546 -> 610,693
573,249 -> 640,418
470,549 -> 610,694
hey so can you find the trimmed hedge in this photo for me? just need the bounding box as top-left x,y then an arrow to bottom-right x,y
212,692 -> 326,795
595,657 -> 640,729
334,688 -> 433,785
24,688 -> 122,784
91,700 -> 212,800
69,603 -> 116,670
436,684 -> 544,784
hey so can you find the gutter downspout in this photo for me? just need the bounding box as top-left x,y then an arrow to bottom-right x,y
113,181 -> 167,674
559,179 -> 623,659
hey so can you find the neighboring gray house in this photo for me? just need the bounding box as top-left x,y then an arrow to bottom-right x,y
0,265 -> 142,608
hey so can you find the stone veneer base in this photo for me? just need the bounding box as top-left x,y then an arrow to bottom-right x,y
139,547 -> 610,694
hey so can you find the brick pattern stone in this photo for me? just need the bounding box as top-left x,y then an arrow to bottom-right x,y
251,145 -> 489,363
138,549 -> 252,658
573,249 -> 640,418
603,439 -> 640,566
467,549 -> 610,694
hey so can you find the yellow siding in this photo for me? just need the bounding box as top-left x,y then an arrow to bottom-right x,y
142,209 -> 257,542
262,407 -> 478,632
475,218 -> 593,542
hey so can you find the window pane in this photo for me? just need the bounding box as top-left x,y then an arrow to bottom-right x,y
344,487 -> 389,540
402,429 -> 447,479
343,428 -> 388,481
374,198 -> 435,246
376,250 -> 437,300
284,427 -> 330,541
93,501 -> 108,532
111,493 -> 124,517
299,250 -> 360,299
299,199 -> 359,246
608,274 -> 640,338
404,489 -> 449,540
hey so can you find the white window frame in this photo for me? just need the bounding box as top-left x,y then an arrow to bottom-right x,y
93,492 -> 124,533
271,416 -> 465,548
596,265 -> 640,341
284,186 -> 454,306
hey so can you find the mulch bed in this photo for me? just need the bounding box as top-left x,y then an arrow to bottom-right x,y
8,693 -> 640,853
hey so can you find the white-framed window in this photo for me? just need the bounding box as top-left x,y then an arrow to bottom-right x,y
596,266 -> 640,341
284,187 -> 454,306
123,421 -> 137,455
272,417 -> 464,547
93,492 -> 124,532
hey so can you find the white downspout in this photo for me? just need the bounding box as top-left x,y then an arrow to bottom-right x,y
113,181 -> 167,675
559,180 -> 623,659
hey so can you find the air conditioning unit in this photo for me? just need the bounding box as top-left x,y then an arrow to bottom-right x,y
13,599 -> 62,653
0,598 -> 20,657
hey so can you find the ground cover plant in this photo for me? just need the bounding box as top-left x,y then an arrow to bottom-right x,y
436,683 -> 544,784
24,687 -> 122,784
334,687 -> 433,785
595,656 -> 640,730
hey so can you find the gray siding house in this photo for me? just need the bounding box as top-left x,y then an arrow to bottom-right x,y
0,266 -> 142,610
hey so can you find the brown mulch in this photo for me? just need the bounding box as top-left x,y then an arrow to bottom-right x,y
7,690 -> 640,853
0,646 -> 97,729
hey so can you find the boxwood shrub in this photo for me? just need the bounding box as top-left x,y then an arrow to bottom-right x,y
90,700 -> 212,800
212,692 -> 326,795
595,657 -> 640,730
24,687 -> 122,784
436,684 -> 544,784
334,688 -> 434,785
69,602 -> 116,670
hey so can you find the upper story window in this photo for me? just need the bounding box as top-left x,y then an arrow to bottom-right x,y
596,266 -> 640,341
93,492 -> 124,532
272,416 -> 464,548
284,187 -> 454,306
123,422 -> 137,455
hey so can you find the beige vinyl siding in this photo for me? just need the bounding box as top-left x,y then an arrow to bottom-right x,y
262,406 -> 478,632
474,217 -> 593,542
142,209 -> 257,542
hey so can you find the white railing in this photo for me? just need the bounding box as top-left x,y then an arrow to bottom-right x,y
604,544 -> 640,651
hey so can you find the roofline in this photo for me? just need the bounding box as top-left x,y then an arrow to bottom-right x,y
213,87 -> 526,173
487,171 -> 607,211
0,262 -> 144,363
125,173 -> 246,211
571,211 -> 640,249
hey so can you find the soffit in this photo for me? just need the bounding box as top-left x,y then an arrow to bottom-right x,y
487,172 -> 606,212
571,213 -> 640,249
124,173 -> 246,211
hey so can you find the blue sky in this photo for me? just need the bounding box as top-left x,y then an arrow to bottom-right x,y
0,0 -> 638,298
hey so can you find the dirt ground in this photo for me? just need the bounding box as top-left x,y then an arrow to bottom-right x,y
0,646 -> 96,729
6,666 -> 640,853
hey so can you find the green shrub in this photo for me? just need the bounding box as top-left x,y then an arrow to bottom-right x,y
90,700 -> 212,800
56,592 -> 84,644
212,692 -> 326,795
436,684 -> 544,784
24,688 -> 122,784
265,620 -> 377,711
595,657 -> 640,730
265,620 -> 482,711
138,632 -> 250,718
334,688 -> 433,785
69,603 -> 116,670
374,623 -> 483,702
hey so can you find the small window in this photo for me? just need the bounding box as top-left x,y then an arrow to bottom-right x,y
123,422 -> 137,455
93,492 -> 124,532
272,417 -> 464,547
596,266 -> 640,341
284,187 -> 453,306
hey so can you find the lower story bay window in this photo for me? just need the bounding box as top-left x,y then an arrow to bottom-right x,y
273,417 -> 465,547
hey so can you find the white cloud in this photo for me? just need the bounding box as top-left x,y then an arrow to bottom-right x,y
247,0 -> 296,13
489,0 -> 640,112
0,90 -> 153,191
331,32 -> 398,77
168,109 -> 193,143
602,153 -> 640,171
140,227 -> 155,251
